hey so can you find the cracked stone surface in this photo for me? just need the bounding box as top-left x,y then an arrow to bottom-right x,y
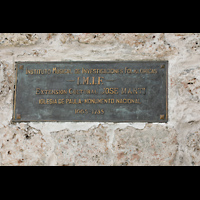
0,33 -> 200,165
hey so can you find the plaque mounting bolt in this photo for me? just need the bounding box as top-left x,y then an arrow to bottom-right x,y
161,65 -> 165,69
19,65 -> 24,70
160,115 -> 165,120
17,114 -> 21,119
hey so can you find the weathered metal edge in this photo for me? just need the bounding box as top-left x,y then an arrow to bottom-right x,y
15,60 -> 169,64
12,119 -> 168,123
12,63 -> 18,122
166,61 -> 168,122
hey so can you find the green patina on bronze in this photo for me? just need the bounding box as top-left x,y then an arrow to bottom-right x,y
12,61 -> 168,122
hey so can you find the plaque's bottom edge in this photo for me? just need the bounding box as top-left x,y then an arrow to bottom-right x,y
12,119 -> 168,123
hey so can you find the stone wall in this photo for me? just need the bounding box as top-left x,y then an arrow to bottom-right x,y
0,33 -> 199,166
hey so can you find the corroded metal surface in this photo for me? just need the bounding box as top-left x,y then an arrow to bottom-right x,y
12,61 -> 168,122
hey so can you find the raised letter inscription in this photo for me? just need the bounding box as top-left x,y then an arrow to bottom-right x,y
13,61 -> 168,122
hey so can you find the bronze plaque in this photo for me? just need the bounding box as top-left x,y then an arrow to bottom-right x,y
12,61 -> 168,122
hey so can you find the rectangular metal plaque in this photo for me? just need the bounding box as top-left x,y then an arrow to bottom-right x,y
13,61 -> 168,122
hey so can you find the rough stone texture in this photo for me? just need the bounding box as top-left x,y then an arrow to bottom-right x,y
0,33 -> 39,46
0,33 -> 199,166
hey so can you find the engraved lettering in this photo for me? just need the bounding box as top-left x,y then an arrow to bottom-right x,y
53,67 -> 72,74
58,99 -> 64,104
75,69 -> 81,74
75,109 -> 89,114
92,109 -> 105,115
116,99 -> 141,104
26,68 -> 52,75
82,68 -> 123,74
92,77 -> 95,85
98,77 -> 104,85
36,88 -> 40,95
39,99 -> 58,104
77,77 -> 104,85
69,88 -> 73,94
66,99 -> 82,104
83,77 -> 90,85
102,88 -> 119,95
77,77 -> 80,85
121,88 -> 126,94
121,88 -> 146,95
84,99 -> 115,104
